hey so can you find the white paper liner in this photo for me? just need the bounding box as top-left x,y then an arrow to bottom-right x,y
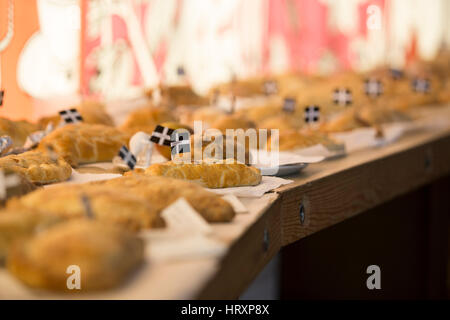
249,149 -> 324,175
250,149 -> 324,167
290,143 -> 346,159
161,198 -> 213,235
145,234 -> 227,263
331,121 -> 419,153
207,176 -> 293,198
59,170 -> 122,186
222,194 -> 248,213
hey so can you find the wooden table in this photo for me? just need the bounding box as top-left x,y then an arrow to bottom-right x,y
198,117 -> 450,299
1,108 -> 449,300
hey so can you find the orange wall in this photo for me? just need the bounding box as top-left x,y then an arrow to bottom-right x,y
0,0 -> 39,120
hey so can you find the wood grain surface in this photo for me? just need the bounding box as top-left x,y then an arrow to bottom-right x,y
1,107 -> 450,299
278,127 -> 450,246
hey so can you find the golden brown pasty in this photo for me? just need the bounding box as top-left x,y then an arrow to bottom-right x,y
7,219 -> 144,291
0,151 -> 72,184
91,175 -> 236,223
190,134 -> 252,165
178,107 -> 227,128
120,106 -> 175,135
389,73 -> 441,109
147,85 -> 210,106
357,105 -> 411,125
209,77 -> 269,98
237,104 -> 282,123
38,101 -> 115,128
210,114 -> 256,134
143,160 -> 262,189
265,129 -> 342,151
320,107 -> 364,133
37,124 -> 130,166
257,114 -> 304,131
0,208 -> 66,262
8,184 -> 165,232
321,104 -> 411,133
437,78 -> 450,104
0,118 -> 40,148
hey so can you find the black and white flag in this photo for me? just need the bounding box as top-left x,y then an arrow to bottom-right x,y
150,125 -> 174,146
283,98 -> 297,113
412,78 -> 430,93
177,66 -> 186,76
263,80 -> 278,95
0,136 -> 12,154
118,145 -> 137,170
364,79 -> 383,97
26,122 -> 54,148
0,90 -> 4,106
170,130 -> 191,158
80,194 -> 95,219
390,69 -> 404,80
304,106 -> 320,123
333,88 -> 352,106
59,108 -> 83,124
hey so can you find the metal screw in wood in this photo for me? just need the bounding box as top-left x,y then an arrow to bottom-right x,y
263,228 -> 269,252
299,204 -> 305,225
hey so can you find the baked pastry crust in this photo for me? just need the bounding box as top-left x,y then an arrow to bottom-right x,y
0,118 -> 40,148
38,101 -> 115,128
210,114 -> 256,134
8,184 -> 165,232
190,134 -> 252,165
143,160 -> 262,189
257,114 -> 304,131
178,107 -> 227,128
38,124 -> 130,166
357,105 -> 411,125
158,85 -> 210,106
7,219 -> 144,291
0,151 -> 72,184
120,106 -> 175,135
320,108 -> 362,133
266,129 -> 342,151
92,175 -> 236,223
209,77 -> 268,97
237,104 -> 282,123
321,105 -> 410,133
0,208 -> 65,262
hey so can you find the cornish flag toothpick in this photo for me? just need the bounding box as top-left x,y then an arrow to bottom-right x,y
263,81 -> 278,95
283,98 -> 297,113
364,79 -> 383,97
304,106 -> 320,124
118,145 -> 137,170
177,66 -> 186,76
59,108 -> 83,124
0,136 -> 12,153
150,125 -> 175,146
81,194 -> 95,219
412,78 -> 430,93
333,88 -> 352,106
390,69 -> 404,80
0,90 -> 4,106
170,130 -> 191,158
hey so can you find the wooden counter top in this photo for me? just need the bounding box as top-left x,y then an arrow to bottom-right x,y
1,107 -> 449,300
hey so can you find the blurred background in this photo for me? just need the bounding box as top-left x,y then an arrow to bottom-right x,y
0,0 -> 449,121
